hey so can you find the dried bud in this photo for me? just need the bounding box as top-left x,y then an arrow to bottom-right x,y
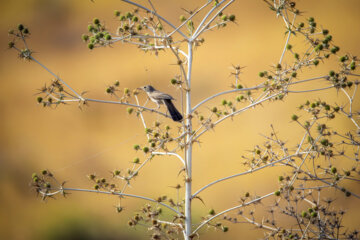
143,147 -> 149,153
127,107 -> 134,114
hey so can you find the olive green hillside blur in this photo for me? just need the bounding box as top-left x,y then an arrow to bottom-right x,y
1,0 -> 360,239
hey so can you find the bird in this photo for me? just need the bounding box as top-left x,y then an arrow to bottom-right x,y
139,85 -> 183,122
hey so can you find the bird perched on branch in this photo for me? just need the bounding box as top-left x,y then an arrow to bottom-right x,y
139,85 -> 183,122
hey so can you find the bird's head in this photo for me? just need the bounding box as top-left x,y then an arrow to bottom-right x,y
138,85 -> 155,92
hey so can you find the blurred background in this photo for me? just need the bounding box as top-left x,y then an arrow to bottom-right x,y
1,0 -> 359,239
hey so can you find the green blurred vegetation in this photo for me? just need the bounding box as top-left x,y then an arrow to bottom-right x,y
35,214 -> 137,240
1,0 -> 360,239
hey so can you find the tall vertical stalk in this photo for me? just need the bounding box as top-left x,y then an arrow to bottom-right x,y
184,40 -> 193,240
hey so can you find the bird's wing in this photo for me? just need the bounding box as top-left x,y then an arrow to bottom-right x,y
152,91 -> 174,100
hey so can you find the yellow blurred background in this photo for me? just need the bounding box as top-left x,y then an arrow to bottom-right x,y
1,0 -> 360,239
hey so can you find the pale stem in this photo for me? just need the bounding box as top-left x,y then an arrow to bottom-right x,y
286,85 -> 334,93
121,0 -> 188,39
288,76 -> 328,86
289,147 -> 313,187
279,13 -> 296,65
193,92 -> 278,141
351,84 -> 358,100
295,185 -> 332,190
130,156 -> 153,178
167,0 -> 213,38
193,0 -> 235,40
192,152 -> 308,198
85,98 -> 170,118
192,192 -> 274,235
192,0 -> 227,37
30,56 -> 84,101
112,35 -> 170,41
157,220 -> 182,227
280,7 -> 290,28
241,214 -> 277,231
166,43 -> 189,89
341,88 -> 353,114
135,95 -> 150,140
20,31 -> 29,50
300,221 -> 312,240
200,20 -> 230,33
152,151 -> 186,166
60,187 -> 183,216
184,40 -> 193,240
192,84 -> 264,111
295,120 -> 316,155
289,165 -> 360,199
348,73 -> 360,77
192,75 -> 329,112
24,54 -> 172,118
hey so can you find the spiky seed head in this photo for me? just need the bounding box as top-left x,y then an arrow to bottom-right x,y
291,114 -> 298,121
180,15 -> 186,22
17,24 -> 24,31
88,43 -> 94,50
170,78 -> 177,85
93,18 -> 100,25
127,107 -> 134,114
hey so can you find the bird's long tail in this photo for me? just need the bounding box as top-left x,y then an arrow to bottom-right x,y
164,99 -> 183,122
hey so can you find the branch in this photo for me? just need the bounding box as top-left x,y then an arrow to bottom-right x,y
28,53 -> 172,119
192,84 -> 264,112
193,92 -> 278,141
287,76 -> 328,86
192,192 -> 274,235
135,95 -> 150,139
279,13 -> 296,65
240,214 -> 277,231
193,0 -> 235,40
30,56 -> 85,101
286,85 -> 335,93
167,0 -> 213,38
192,75 -> 329,112
192,152 -> 307,198
58,187 -> 183,216
286,164 -> 360,199
121,0 -> 188,40
152,151 -> 186,166
85,98 -> 171,119
192,0 -> 227,37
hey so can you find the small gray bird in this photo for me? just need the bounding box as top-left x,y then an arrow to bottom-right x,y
139,85 -> 183,122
